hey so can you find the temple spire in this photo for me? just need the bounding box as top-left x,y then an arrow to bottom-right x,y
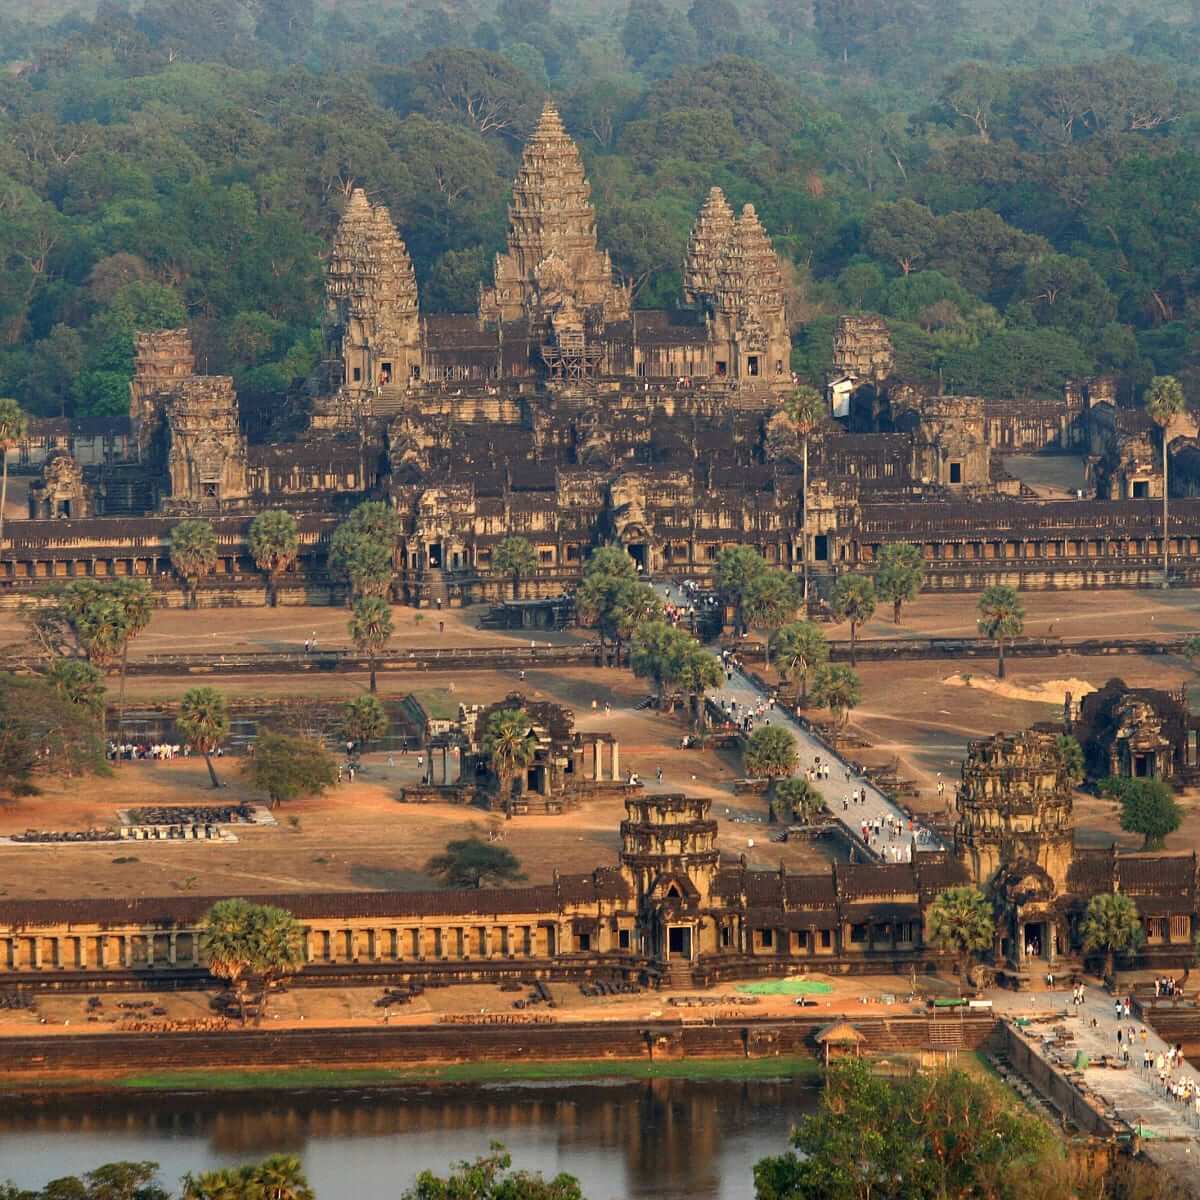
684,186 -> 735,307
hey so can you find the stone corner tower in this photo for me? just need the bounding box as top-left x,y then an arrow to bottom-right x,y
954,729 -> 1075,897
479,103 -> 631,330
619,793 -> 719,907
130,328 -> 195,461
324,187 -> 422,416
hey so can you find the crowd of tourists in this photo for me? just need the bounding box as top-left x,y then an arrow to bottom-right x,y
106,741 -> 209,761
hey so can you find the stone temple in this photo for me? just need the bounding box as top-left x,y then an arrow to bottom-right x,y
6,103 -> 1200,604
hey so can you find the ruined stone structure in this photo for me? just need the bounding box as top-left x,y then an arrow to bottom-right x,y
27,451 -> 92,520
1075,679 -> 1200,785
5,110 -> 1200,605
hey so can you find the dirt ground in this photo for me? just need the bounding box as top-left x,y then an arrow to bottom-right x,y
4,971 -> 937,1038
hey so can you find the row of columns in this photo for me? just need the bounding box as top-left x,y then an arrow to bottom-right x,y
579,738 -> 620,782
307,923 -> 562,962
0,931 -> 198,971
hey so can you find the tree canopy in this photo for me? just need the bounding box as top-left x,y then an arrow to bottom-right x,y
1100,776 -> 1182,850
243,729 -> 338,807
425,836 -> 526,889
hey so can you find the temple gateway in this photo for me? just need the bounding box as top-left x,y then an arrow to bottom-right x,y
6,105 -> 1200,605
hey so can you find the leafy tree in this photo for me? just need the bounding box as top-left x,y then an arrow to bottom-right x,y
169,519 -> 219,610
927,886 -> 994,982
425,838 -> 527,889
481,706 -> 537,806
349,595 -> 394,694
977,584 -> 1024,679
248,509 -> 299,607
1081,891 -> 1144,980
397,49 -> 542,140
328,502 -> 400,600
630,619 -> 691,710
243,730 -> 337,809
769,621 -> 828,702
493,536 -> 539,601
401,1145 -> 582,1200
0,397 -> 28,544
45,657 -> 106,717
686,0 -> 741,60
831,574 -> 876,667
809,664 -> 861,728
574,546 -> 647,664
772,776 -> 824,824
874,543 -> 925,624
754,1059 -> 1059,1200
177,686 -> 230,788
864,198 -> 939,275
673,641 -> 724,729
0,672 -> 107,797
716,546 -> 768,636
1147,374 -> 1186,588
1056,735 -> 1084,785
341,694 -> 389,749
744,724 -> 797,779
1100,776 -> 1182,850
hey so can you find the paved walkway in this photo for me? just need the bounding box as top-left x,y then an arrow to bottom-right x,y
655,581 -> 945,858
996,984 -> 1200,1141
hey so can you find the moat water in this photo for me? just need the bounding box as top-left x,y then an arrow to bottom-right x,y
0,1078 -> 818,1200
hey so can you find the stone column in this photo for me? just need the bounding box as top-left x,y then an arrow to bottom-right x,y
415,926 -> 425,959
78,936 -> 87,968
611,741 -> 620,781
145,934 -> 155,968
593,740 -> 602,782
122,934 -> 132,967
168,932 -> 178,965
192,933 -> 202,966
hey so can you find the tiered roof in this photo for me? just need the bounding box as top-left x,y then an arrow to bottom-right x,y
713,203 -> 785,320
326,187 -> 418,329
683,187 -> 735,305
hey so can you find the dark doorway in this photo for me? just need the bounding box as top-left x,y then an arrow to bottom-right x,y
380,362 -> 393,384
814,535 -> 829,561
1134,753 -> 1154,778
667,926 -> 692,960
628,543 -> 646,571
949,462 -> 962,484
428,543 -> 442,568
1133,481 -> 1149,499
747,355 -> 759,376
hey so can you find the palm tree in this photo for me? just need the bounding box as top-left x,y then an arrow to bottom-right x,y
178,686 -> 231,788
927,886 -> 994,984
977,584 -> 1024,679
182,1168 -> 244,1200
674,643 -> 724,729
769,620 -> 829,702
493,536 -> 538,600
875,542 -> 925,624
744,571 -> 801,664
744,724 -> 798,778
108,579 -> 155,754
1081,892 -> 1144,981
481,706 -> 538,808
831,573 -> 876,667
348,595 -> 394,693
252,906 -> 307,1019
199,897 -> 259,1022
169,518 -> 220,609
0,397 -> 28,547
772,776 -> 824,824
810,664 -> 862,729
248,509 -> 300,607
1147,375 -> 1187,589
253,1156 -> 314,1200
342,693 -> 389,750
45,658 -> 106,716
785,385 -> 825,608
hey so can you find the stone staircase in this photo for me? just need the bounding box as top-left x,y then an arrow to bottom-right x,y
372,385 -> 409,418
928,1017 -> 966,1050
662,961 -> 695,991
424,567 -> 449,608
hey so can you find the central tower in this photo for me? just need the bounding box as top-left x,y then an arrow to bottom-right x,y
479,104 -> 630,328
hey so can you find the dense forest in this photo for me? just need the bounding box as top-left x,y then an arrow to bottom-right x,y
1,0 -> 1199,420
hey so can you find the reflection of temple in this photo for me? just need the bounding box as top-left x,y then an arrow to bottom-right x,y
1074,678 -> 1200,785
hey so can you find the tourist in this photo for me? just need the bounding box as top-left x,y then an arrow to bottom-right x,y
1144,1047 -> 1152,1070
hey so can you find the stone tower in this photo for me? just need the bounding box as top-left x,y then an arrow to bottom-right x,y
832,315 -> 894,382
129,328 -> 195,461
479,104 -> 630,328
954,730 -> 1075,896
686,200 -> 790,390
683,187 -> 735,306
162,377 -> 249,513
325,188 -> 422,409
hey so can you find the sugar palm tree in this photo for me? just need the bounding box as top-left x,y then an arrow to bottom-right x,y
1081,891 -> 1143,981
248,509 -> 300,607
831,573 -> 876,667
810,664 -> 862,729
977,584 -> 1024,680
1147,375 -> 1187,589
769,620 -> 829,702
785,385 -> 825,608
744,724 -> 798,778
349,595 -> 394,693
199,897 -> 259,1023
927,886 -> 994,984
341,693 -> 389,749
773,776 -> 824,824
493,536 -> 538,600
875,542 -> 925,624
674,642 -> 723,729
169,518 -> 220,609
110,578 -> 154,754
252,907 -> 307,1020
178,686 -> 230,788
481,706 -> 537,808
0,397 -> 28,546
253,1156 -> 314,1200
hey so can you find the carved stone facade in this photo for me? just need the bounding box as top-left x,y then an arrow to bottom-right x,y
163,377 -> 250,513
130,328 -> 195,459
27,451 -> 92,520
1075,678 -> 1200,784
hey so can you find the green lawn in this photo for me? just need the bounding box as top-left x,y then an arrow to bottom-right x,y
108,1055 -> 823,1091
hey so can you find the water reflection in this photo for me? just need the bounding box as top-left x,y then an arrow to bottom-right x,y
0,1079 -> 816,1200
